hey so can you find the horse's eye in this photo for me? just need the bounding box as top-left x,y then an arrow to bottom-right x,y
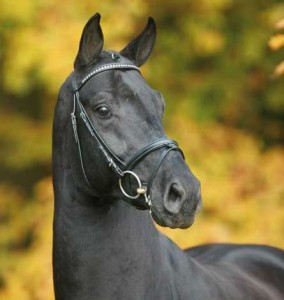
95,105 -> 110,117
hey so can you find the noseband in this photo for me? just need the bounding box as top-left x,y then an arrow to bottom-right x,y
71,61 -> 184,210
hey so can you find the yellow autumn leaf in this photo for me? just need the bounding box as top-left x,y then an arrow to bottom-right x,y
275,19 -> 284,30
268,34 -> 284,51
273,60 -> 284,77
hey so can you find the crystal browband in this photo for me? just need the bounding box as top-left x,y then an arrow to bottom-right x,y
76,63 -> 140,90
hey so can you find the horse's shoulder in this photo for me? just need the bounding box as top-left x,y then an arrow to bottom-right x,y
183,244 -> 284,299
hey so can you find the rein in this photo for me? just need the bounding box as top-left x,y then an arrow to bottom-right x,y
71,61 -> 184,210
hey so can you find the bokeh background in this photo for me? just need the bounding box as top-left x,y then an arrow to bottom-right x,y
0,0 -> 284,299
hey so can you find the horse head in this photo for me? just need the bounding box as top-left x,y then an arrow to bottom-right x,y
62,13 -> 201,229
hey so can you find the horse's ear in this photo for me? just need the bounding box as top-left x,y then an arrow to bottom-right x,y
74,13 -> 104,71
120,17 -> 156,67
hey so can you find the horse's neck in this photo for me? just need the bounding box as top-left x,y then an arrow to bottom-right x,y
53,170 -> 185,300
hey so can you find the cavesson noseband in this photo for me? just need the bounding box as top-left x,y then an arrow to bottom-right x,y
71,60 -> 184,210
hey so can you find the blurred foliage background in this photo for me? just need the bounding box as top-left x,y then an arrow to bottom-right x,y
0,0 -> 284,299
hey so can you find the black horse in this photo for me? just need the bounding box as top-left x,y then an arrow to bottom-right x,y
52,13 -> 284,300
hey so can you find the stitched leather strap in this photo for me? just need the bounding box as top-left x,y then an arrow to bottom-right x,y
125,139 -> 183,170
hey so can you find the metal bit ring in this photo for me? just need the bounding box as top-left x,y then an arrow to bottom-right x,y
119,171 -> 145,199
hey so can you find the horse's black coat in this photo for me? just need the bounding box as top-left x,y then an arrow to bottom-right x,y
52,13 -> 284,300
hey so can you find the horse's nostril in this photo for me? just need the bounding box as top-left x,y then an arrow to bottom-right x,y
171,183 -> 184,198
164,183 -> 186,214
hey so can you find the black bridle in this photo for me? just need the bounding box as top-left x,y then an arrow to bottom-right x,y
71,61 -> 184,209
